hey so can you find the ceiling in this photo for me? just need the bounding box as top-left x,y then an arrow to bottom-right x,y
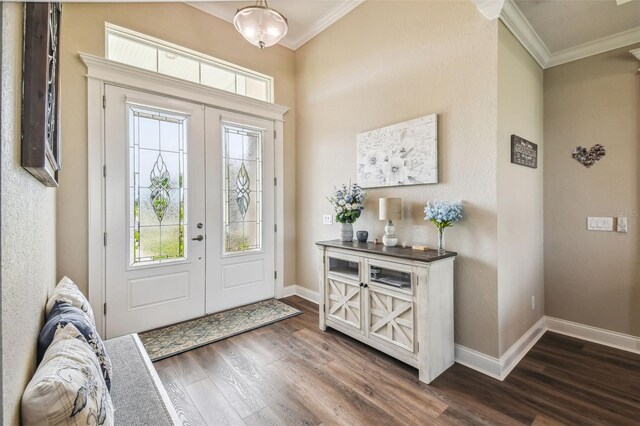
189,0 -> 364,50
514,0 -> 640,53
504,0 -> 640,68
189,0 -> 640,66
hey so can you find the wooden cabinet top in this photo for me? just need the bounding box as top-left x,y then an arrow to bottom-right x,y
316,240 -> 457,263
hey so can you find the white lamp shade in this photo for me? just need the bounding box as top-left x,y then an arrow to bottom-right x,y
233,4 -> 288,50
379,198 -> 402,221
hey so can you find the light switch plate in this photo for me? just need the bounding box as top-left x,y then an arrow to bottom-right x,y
617,217 -> 628,233
587,217 -> 614,231
323,214 -> 333,225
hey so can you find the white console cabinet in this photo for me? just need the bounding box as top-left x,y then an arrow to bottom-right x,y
317,240 -> 456,384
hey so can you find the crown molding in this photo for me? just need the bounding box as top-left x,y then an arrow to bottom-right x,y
499,0 -> 549,68
284,0 -> 365,50
500,0 -> 640,69
472,0 -> 505,20
188,0 -> 364,51
545,27 -> 640,68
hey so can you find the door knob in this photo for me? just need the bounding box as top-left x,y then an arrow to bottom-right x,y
192,235 -> 204,241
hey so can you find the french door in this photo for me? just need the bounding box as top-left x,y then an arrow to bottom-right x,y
205,110 -> 275,313
104,85 -> 275,338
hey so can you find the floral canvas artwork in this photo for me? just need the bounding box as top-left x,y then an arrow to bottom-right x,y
357,114 -> 438,188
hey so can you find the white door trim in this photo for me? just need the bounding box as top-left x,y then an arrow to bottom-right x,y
82,53 -> 289,335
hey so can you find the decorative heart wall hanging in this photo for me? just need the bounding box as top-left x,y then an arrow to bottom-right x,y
571,144 -> 606,168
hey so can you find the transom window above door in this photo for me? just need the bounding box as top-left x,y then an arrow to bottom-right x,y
105,24 -> 274,102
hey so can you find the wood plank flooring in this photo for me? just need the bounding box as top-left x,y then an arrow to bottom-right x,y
155,296 -> 640,425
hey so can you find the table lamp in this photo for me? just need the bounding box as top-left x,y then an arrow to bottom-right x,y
379,198 -> 402,247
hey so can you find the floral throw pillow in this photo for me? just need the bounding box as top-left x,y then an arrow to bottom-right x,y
22,323 -> 114,425
46,276 -> 96,326
39,301 -> 113,391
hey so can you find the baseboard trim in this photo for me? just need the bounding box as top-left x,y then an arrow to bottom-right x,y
294,285 -> 320,303
279,285 -> 319,304
279,286 -> 296,299
454,344 -> 502,379
454,315 -> 546,381
499,316 -> 547,379
546,316 -> 640,354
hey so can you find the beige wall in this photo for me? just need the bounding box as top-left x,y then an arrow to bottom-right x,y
544,44 -> 640,337
58,3 -> 297,295
497,23 -> 545,355
295,1 -> 501,356
1,3 -> 58,424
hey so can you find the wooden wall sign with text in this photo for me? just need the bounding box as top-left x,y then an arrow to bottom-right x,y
510,135 -> 537,169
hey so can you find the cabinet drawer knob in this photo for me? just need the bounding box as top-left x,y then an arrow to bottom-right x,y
363,283 -> 368,288
359,282 -> 364,287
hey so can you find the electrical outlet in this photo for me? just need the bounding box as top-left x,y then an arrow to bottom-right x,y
617,217 -> 628,233
531,296 -> 535,311
323,215 -> 333,225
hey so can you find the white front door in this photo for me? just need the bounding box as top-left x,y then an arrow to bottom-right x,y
205,109 -> 275,313
104,86 -> 206,338
104,86 -> 276,337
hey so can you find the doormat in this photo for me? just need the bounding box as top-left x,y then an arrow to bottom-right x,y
138,299 -> 302,361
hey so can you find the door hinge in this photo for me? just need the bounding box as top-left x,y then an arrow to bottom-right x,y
102,95 -> 106,109
274,224 -> 277,232
273,129 -> 277,139
103,303 -> 107,316
274,177 -> 277,186
103,165 -> 106,177
416,341 -> 419,352
274,271 -> 278,279
103,232 -> 107,246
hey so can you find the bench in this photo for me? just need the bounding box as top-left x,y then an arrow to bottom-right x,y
105,334 -> 180,425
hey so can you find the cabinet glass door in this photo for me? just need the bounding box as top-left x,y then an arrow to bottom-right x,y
328,256 -> 360,280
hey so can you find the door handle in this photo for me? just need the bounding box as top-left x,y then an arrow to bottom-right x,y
192,235 -> 204,241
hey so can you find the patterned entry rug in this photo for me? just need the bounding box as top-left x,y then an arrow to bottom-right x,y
139,299 -> 302,361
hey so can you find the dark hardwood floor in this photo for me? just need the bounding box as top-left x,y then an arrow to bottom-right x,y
155,296 -> 640,425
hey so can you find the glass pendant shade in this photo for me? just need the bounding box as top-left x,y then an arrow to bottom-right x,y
234,1 -> 288,50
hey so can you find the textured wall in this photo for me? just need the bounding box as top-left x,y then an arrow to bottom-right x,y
1,3 -> 58,424
295,1 -> 501,356
58,3 -> 297,295
544,44 -> 640,336
497,23 -> 545,355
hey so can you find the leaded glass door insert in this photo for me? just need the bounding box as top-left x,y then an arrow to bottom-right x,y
129,105 -> 188,266
222,123 -> 263,255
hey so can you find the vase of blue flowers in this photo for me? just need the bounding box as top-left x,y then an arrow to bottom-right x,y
328,183 -> 367,241
424,200 -> 463,253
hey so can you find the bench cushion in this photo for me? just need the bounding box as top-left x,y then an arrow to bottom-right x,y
104,334 -> 179,425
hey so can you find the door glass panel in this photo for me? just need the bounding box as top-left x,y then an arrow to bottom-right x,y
129,105 -> 188,266
222,123 -> 262,254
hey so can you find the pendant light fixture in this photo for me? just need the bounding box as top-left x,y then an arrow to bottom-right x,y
234,0 -> 288,50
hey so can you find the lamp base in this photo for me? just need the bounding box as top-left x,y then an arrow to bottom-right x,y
383,221 -> 398,247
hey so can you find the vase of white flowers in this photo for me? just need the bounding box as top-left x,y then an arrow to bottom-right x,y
328,183 -> 367,241
424,200 -> 463,253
